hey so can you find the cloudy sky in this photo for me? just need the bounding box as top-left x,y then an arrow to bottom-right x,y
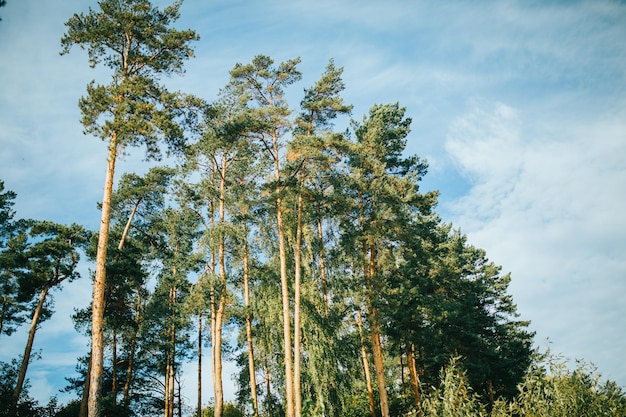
1,0 -> 625,406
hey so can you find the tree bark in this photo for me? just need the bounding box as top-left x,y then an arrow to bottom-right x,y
197,311 -> 202,417
316,213 -> 329,317
357,309 -> 376,417
293,186 -> 304,417
89,133 -> 118,417
80,356 -> 91,417
214,157 -> 229,417
243,235 -> 259,417
10,285 -> 50,417
112,329 -> 118,403
272,128 -> 294,417
407,344 -> 421,410
368,245 -> 389,417
123,290 -> 141,407
168,286 -> 177,417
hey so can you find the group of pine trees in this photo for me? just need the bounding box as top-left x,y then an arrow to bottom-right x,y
1,1 -> 625,417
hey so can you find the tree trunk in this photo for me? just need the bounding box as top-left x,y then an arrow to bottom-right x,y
212,157 -> 228,417
164,359 -> 170,417
168,287 -> 177,417
197,311 -> 202,417
243,235 -> 259,417
112,329 -> 118,403
368,245 -> 389,417
10,285 -> 50,417
407,344 -> 421,410
164,285 -> 177,417
316,213 -> 329,317
123,289 -> 141,407
273,129 -> 294,417
293,187 -> 303,417
356,310 -> 376,417
80,356 -> 91,417
89,133 -> 118,417
265,361 -> 273,417
118,200 -> 139,251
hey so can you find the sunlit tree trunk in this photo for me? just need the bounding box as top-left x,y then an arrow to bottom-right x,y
273,129 -> 295,417
357,309 -> 376,417
407,344 -> 422,410
367,244 -> 389,417
212,156 -> 228,417
90,134 -> 118,417
164,284 -> 177,417
316,213 -> 329,317
243,234 -> 259,417
197,311 -> 203,417
293,176 -> 304,417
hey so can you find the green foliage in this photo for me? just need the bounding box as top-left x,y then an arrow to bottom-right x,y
0,180 -> 16,238
504,352 -> 626,417
421,358 -> 487,417
61,0 -> 200,159
0,360 -> 56,417
202,402 -> 245,417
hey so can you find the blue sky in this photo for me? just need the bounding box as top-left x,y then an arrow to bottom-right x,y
1,0 -> 625,406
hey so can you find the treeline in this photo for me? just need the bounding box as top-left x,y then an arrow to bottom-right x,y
0,1 -> 624,417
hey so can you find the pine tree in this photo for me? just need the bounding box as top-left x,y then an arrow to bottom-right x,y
229,55 -> 302,417
343,103 -> 432,417
61,2 -> 198,416
289,59 -> 352,417
8,221 -> 89,417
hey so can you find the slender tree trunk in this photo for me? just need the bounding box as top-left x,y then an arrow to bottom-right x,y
109,204 -> 137,410
164,359 -> 170,417
407,344 -> 421,410
197,311 -> 202,417
213,157 -> 228,417
89,133 -> 118,417
123,289 -> 141,407
177,378 -> 183,417
316,213 -> 329,317
356,309 -> 376,417
168,287 -> 177,417
112,329 -> 118,403
265,360 -> 273,417
80,356 -> 91,417
164,284 -> 177,417
357,196 -> 377,417
243,235 -> 259,417
273,131 -> 294,417
10,285 -> 50,417
277,195 -> 294,417
293,185 -> 304,417
118,200 -> 139,250
367,245 -> 389,417
168,356 -> 175,417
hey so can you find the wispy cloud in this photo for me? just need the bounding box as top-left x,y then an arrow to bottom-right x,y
445,99 -> 626,384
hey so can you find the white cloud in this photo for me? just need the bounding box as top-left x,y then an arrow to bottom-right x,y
445,100 -> 626,385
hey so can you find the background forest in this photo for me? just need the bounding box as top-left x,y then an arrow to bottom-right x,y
1,1 -> 625,417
